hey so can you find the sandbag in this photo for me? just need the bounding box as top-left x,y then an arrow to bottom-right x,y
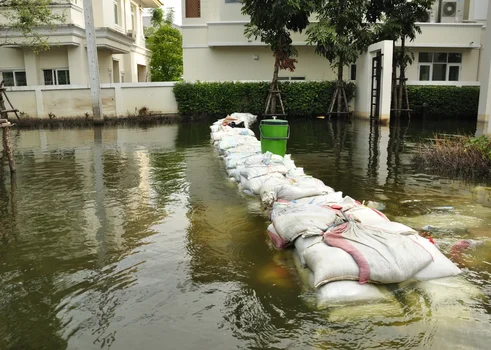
240,164 -> 288,180
218,135 -> 257,151
294,236 -> 322,266
271,203 -> 338,246
243,152 -> 285,167
211,128 -> 255,142
240,172 -> 287,195
225,143 -> 261,155
304,241 -> 361,287
347,206 -> 389,225
223,153 -> 257,169
261,181 -> 334,206
410,235 -> 461,280
323,220 -> 433,284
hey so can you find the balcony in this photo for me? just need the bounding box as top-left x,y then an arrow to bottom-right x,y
140,0 -> 164,8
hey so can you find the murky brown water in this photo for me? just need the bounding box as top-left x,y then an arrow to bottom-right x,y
0,118 -> 490,349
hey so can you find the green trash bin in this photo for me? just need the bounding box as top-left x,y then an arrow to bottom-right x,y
259,118 -> 290,157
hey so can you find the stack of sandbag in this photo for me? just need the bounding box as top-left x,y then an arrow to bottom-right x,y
209,114 -> 462,308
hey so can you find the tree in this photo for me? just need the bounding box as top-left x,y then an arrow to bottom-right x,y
307,0 -> 372,114
0,0 -> 65,50
367,0 -> 434,113
241,0 -> 314,115
145,8 -> 183,82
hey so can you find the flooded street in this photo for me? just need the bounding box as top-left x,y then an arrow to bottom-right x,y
0,118 -> 490,349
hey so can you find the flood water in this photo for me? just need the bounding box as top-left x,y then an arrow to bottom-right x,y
0,118 -> 490,349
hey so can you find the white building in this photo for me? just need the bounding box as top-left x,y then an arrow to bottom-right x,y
180,0 -> 488,85
0,0 -> 164,87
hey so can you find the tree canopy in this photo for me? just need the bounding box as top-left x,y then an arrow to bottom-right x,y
145,8 -> 183,82
241,0 -> 314,72
0,0 -> 65,50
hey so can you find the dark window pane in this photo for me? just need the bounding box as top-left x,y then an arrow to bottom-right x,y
57,70 -> 70,85
277,77 -> 289,80
448,53 -> 462,63
449,66 -> 460,81
350,64 -> 357,80
3,72 -> 15,86
419,52 -> 432,63
43,70 -> 54,85
432,64 -> 447,81
15,72 -> 27,86
433,53 -> 448,63
186,0 -> 201,18
291,77 -> 305,81
419,65 -> 431,81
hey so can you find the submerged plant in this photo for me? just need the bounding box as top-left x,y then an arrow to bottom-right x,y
413,134 -> 491,182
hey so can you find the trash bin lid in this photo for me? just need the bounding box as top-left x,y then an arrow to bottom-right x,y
261,119 -> 288,125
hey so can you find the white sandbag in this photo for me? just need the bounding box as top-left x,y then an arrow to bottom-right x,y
304,241 -> 361,287
347,206 -> 390,225
294,236 -> 322,266
261,181 -> 334,206
287,192 -> 344,206
223,153 -> 256,169
229,112 -> 257,128
316,280 -> 391,307
240,164 -> 288,180
283,154 -> 297,171
258,175 -> 292,200
241,173 -> 286,195
243,152 -> 285,167
323,221 -> 432,284
410,235 -> 461,280
218,135 -> 257,151
271,203 -> 338,246
225,143 -> 261,155
211,128 -> 255,142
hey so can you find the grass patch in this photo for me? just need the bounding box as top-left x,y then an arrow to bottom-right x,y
413,134 -> 491,181
11,114 -> 181,129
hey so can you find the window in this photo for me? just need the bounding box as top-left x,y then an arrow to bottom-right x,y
350,64 -> 357,81
186,0 -> 201,18
43,69 -> 70,85
131,5 -> 136,31
2,71 -> 27,87
418,52 -> 462,82
278,77 -> 305,81
114,0 -> 120,25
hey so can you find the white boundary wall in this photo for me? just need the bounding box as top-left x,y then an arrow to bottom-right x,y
5,82 -> 178,119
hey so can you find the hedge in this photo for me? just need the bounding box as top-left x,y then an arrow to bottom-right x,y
172,81 -> 356,117
407,85 -> 479,119
172,82 -> 480,119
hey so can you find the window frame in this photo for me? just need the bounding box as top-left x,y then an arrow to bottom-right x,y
43,69 -> 71,86
1,70 -> 27,87
418,52 -> 462,82
113,0 -> 120,26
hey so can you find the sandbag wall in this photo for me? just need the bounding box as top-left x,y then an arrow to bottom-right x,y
211,113 -> 461,307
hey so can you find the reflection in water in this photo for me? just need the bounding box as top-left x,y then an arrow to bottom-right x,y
0,119 -> 489,349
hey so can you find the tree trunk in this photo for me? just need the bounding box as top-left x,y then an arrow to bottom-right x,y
337,58 -> 343,114
397,36 -> 406,112
270,58 -> 280,115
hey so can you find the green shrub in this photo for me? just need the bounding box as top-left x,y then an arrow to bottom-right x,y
173,81 -> 356,117
408,85 -> 479,119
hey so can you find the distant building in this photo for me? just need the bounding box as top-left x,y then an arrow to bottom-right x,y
181,0 -> 487,86
0,0 -> 164,86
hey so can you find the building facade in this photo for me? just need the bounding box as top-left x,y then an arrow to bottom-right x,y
181,0 -> 488,85
0,0 -> 163,87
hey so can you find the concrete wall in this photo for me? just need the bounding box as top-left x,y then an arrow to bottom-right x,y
183,46 -> 339,81
5,83 -> 177,119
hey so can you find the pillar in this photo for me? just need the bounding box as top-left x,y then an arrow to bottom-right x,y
477,0 -> 491,126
